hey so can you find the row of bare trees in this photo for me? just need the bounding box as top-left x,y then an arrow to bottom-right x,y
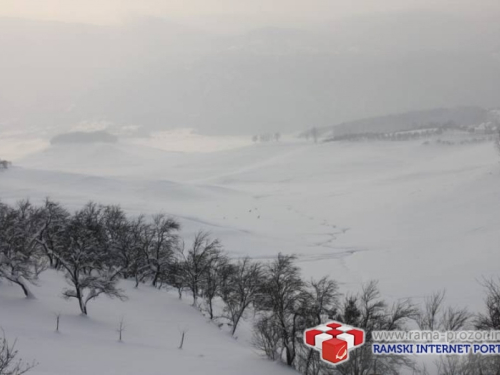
0,199 -> 265,338
251,262 -> 500,375
2,199 -> 500,375
252,133 -> 281,143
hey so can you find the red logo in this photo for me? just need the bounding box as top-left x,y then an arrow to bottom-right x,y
303,321 -> 365,365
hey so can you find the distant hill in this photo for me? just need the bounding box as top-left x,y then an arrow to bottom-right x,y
330,107 -> 489,138
299,106 -> 495,141
298,106 -> 500,142
50,131 -> 118,145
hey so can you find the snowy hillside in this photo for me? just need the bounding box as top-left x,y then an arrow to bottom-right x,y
1,137 -> 500,374
4,140 -> 500,307
0,270 -> 294,375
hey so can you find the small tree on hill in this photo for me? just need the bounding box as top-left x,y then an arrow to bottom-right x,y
254,253 -> 305,367
148,214 -> 180,287
221,257 -> 262,335
0,201 -> 47,298
162,259 -> 186,299
47,202 -> 126,315
333,281 -> 418,375
201,252 -> 228,319
178,231 -> 222,306
37,199 -> 70,269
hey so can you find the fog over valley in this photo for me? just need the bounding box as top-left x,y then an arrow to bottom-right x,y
1,9 -> 500,136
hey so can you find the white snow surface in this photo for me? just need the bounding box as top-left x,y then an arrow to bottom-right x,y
1,136 -> 500,374
0,271 -> 293,375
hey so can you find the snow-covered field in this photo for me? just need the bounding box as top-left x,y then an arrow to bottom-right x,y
1,134 -> 500,374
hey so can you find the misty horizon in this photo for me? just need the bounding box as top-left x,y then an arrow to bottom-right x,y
1,7 -> 500,136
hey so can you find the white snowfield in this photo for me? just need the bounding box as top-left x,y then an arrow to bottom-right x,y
1,137 -> 499,374
0,271 -> 294,375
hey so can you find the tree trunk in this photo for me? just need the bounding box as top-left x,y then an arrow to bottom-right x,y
231,310 -> 244,335
76,288 -> 87,315
7,276 -> 35,299
152,268 -> 159,287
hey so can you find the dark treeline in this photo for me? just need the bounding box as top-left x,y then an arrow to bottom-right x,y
327,122 -> 498,143
1,199 -> 500,375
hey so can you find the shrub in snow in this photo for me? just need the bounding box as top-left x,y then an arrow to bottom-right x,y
0,331 -> 36,375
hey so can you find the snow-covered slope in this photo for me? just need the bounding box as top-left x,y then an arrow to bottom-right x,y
4,140 -> 500,309
1,138 -> 500,374
0,270 -> 294,375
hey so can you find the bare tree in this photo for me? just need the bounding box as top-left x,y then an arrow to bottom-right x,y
101,205 -> 131,276
254,253 -> 305,367
221,257 -> 262,335
333,281 -> 418,375
0,201 -> 47,298
417,290 -> 446,331
36,199 -> 70,269
117,317 -> 125,342
148,214 -> 180,287
177,232 -> 222,306
454,278 -> 500,374
125,216 -> 152,287
163,259 -> 186,299
417,290 -> 470,333
308,276 -> 340,325
448,278 -> 500,375
252,315 -> 281,361
442,306 -> 470,331
46,202 -> 126,315
476,277 -> 500,330
0,331 -> 36,375
296,276 -> 340,375
201,252 -> 228,320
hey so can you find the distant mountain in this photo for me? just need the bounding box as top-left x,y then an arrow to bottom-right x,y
329,106 -> 491,138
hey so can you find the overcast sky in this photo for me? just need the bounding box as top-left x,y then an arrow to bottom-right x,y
2,0 -> 500,26
1,1 -> 500,136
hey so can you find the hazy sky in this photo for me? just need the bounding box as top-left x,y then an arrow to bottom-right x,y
1,1 -> 500,136
2,0 -> 499,25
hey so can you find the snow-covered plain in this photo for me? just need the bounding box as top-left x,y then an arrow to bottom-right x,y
1,135 -> 500,374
